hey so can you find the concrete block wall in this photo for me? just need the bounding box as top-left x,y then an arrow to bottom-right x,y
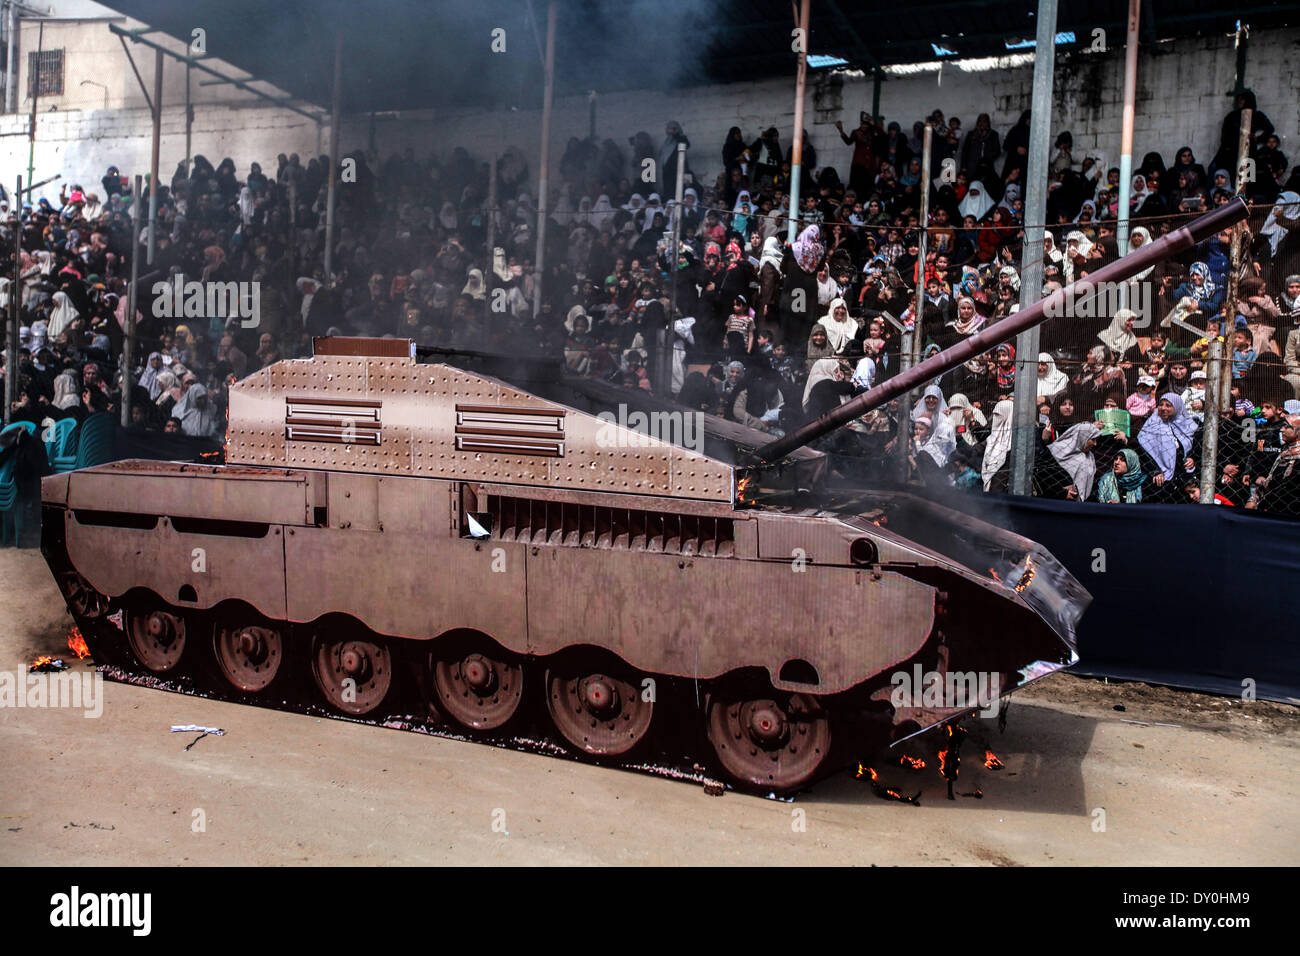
2,27 -> 1295,205
0,104 -> 321,201
359,28 -> 1299,191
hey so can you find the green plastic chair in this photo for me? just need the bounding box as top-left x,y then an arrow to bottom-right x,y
46,418 -> 79,472
73,413 -> 116,469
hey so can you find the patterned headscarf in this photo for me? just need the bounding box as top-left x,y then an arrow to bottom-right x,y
791,224 -> 824,274
1188,262 -> 1216,301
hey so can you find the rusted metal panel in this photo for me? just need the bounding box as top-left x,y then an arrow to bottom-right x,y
226,357 -> 734,501
313,336 -> 413,357
65,463 -> 313,525
282,528 -> 527,645
524,546 -> 934,693
65,513 -> 287,617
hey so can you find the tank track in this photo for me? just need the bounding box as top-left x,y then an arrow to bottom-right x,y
51,567 -> 901,797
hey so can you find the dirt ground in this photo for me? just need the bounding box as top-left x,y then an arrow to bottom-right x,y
1,545 -> 1297,866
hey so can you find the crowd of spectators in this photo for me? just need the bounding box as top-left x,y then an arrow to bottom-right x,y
3,85 -> 1300,515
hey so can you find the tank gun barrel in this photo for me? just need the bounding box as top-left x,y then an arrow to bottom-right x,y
750,199 -> 1249,464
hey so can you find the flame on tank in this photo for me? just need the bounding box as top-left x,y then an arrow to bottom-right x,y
1015,554 -> 1036,593
67,626 -> 90,659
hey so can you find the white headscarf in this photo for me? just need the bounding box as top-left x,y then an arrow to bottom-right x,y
138,352 -> 164,400
1098,308 -> 1139,357
981,399 -> 1015,490
47,291 -> 80,339
911,383 -> 948,422
818,297 -> 857,352
1127,226 -> 1154,281
1033,354 -> 1066,400
917,412 -> 957,467
759,236 -> 783,271
946,393 -> 986,445
590,194 -> 615,228
959,181 -> 993,221
1260,192 -> 1300,255
53,370 -> 81,409
852,356 -> 876,390
1048,423 -> 1102,500
802,358 -> 843,411
238,186 -> 255,225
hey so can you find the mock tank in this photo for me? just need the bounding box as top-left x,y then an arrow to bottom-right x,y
37,336 -> 1078,792
42,204 -> 1245,791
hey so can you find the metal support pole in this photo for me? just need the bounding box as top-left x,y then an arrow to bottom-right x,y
1116,0 -> 1140,258
786,0 -> 810,244
664,140 -> 686,396
4,175 -> 19,426
147,48 -> 161,266
485,151 -> 497,325
532,0 -> 557,318
588,90 -> 596,141
184,61 -> 192,176
26,19 -> 41,190
896,122 -> 933,482
871,69 -> 882,123
1009,0 -> 1058,497
1232,22 -> 1248,96
1199,107 -> 1252,502
122,174 -> 141,429
6,2 -> 16,115
288,179 -> 296,277
323,33 -> 342,281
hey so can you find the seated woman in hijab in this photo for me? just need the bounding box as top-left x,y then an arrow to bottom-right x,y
1097,448 -> 1146,503
730,368 -> 785,435
1036,422 -> 1102,500
1036,352 -> 1070,404
1097,308 -> 1141,366
802,358 -> 859,421
911,384 -> 948,427
1173,262 -> 1224,318
1136,393 -> 1199,503
946,393 -> 988,448
908,413 -> 957,488
49,369 -> 85,422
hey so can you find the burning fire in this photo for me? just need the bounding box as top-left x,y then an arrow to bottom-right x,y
856,764 -> 919,805
984,749 -> 1004,771
29,655 -> 68,673
987,567 -> 1002,583
736,475 -> 754,504
67,627 -> 90,660
937,722 -> 966,800
1014,555 -> 1036,593
898,754 -> 926,771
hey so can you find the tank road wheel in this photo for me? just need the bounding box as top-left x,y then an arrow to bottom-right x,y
706,685 -> 831,793
59,571 -> 108,620
545,657 -> 654,757
213,619 -> 284,693
125,604 -> 189,674
430,637 -> 524,731
312,634 -> 392,716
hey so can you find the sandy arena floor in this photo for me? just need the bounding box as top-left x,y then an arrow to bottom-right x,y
1,545 -> 1296,866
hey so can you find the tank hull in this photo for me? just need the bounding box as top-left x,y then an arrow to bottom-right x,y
41,458 -> 1079,792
